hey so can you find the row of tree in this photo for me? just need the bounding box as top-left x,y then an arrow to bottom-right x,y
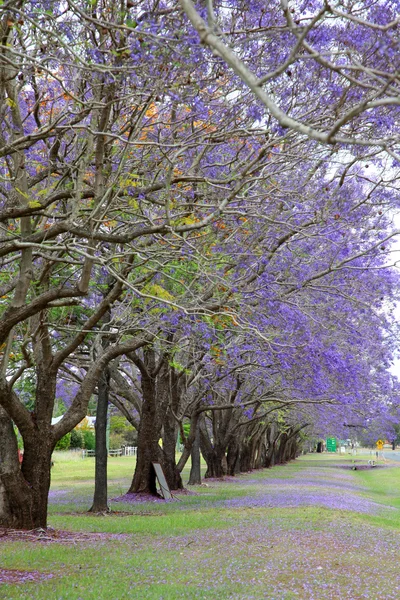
0,0 -> 399,529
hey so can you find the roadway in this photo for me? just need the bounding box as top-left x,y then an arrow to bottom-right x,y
384,450 -> 400,462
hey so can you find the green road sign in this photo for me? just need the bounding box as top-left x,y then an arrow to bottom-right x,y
326,438 -> 337,452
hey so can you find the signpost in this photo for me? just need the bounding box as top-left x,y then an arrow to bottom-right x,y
375,439 -> 386,462
152,463 -> 172,499
326,438 -> 337,453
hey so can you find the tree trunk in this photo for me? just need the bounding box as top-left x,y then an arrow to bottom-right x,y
199,414 -> 227,478
203,452 -> 226,478
188,420 -> 201,485
128,350 -> 180,494
256,437 -> 267,469
252,437 -> 264,470
0,369 -> 55,530
89,367 -> 109,512
20,434 -> 54,529
161,364 -> 183,491
287,437 -> 298,461
176,411 -> 199,473
162,408 -> 183,490
239,438 -> 252,472
249,435 -> 261,471
264,425 -> 280,468
275,432 -> 289,464
128,396 -> 160,494
226,438 -> 241,476
128,356 -> 161,495
0,408 -> 34,529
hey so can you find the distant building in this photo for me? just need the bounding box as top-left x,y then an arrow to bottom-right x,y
51,415 -> 96,429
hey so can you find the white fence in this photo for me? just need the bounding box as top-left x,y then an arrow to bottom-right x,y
82,449 -> 95,458
123,446 -> 137,456
81,446 -> 137,458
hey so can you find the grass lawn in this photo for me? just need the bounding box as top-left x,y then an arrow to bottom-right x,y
1,450 -> 400,599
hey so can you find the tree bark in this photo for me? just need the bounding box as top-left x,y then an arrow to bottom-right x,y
188,420 -> 201,485
199,415 -> 226,478
264,424 -> 280,468
275,432 -> 289,464
128,350 -> 167,494
226,437 -> 241,476
89,367 -> 110,512
20,434 -> 54,528
176,411 -> 200,473
128,366 -> 160,494
0,408 -> 34,529
239,437 -> 252,472
0,364 -> 56,529
128,350 -> 182,494
162,406 -> 183,490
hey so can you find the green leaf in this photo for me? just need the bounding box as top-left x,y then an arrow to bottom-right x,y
28,200 -> 42,208
15,187 -> 29,200
143,284 -> 174,302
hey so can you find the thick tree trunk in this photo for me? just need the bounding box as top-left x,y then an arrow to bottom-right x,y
162,408 -> 183,490
203,452 -> 226,478
284,426 -> 307,462
249,437 -> 260,471
188,421 -> 201,485
274,426 -> 306,464
199,414 -> 227,478
251,427 -> 268,470
264,425 -> 280,468
287,437 -> 298,461
275,432 -> 289,464
176,412 -> 200,473
239,438 -> 252,472
0,408 -> 34,529
226,438 -> 241,476
129,350 -> 180,494
128,377 -> 160,494
0,370 -> 55,530
89,368 -> 109,512
20,434 -> 54,529
161,364 -> 184,490
256,438 -> 267,469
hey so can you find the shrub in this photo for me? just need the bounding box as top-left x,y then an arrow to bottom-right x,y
122,428 -> 137,445
109,433 -> 125,450
55,432 -> 71,451
70,428 -> 84,449
110,415 -> 136,445
82,429 -> 95,450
